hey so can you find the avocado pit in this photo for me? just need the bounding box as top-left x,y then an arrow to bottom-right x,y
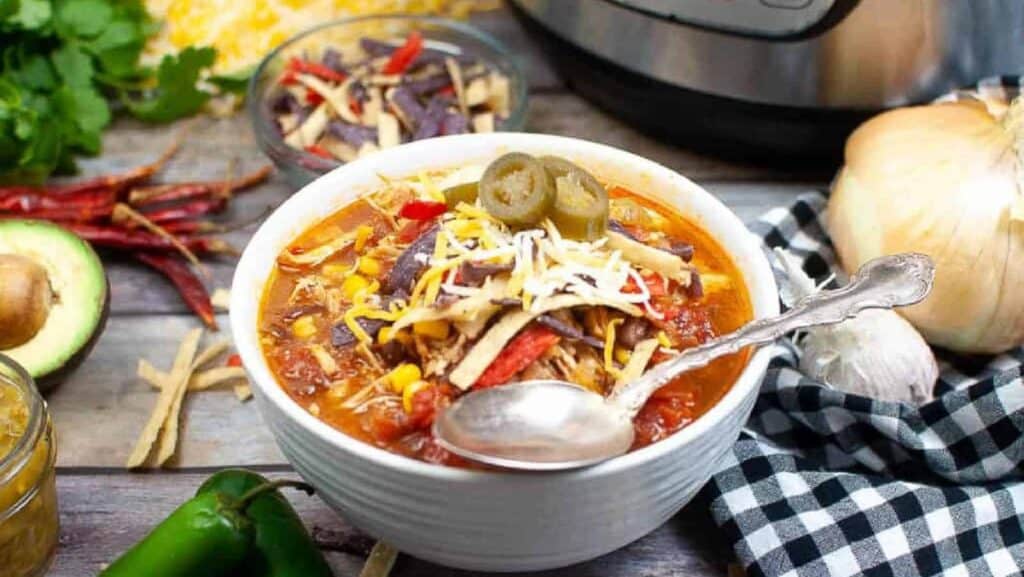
0,254 -> 55,349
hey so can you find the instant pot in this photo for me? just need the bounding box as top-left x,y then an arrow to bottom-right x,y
510,0 -> 1024,161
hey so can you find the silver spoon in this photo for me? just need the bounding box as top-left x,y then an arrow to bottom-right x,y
433,253 -> 935,471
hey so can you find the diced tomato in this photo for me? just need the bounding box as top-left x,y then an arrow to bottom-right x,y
474,325 -> 561,389
396,217 -> 437,243
365,403 -> 410,443
623,272 -> 667,296
667,305 -> 715,347
407,383 -> 454,429
632,396 -> 695,448
437,84 -> 455,96
382,31 -> 424,75
287,56 -> 347,83
304,144 -> 333,159
305,89 -> 324,106
398,199 -> 447,221
226,354 -> 242,367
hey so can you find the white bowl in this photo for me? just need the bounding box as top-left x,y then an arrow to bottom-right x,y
231,134 -> 779,572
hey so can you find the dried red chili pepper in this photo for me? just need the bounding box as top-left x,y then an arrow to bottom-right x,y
382,31 -> 423,75
141,198 -> 228,223
128,165 -> 272,206
474,325 -> 561,389
135,252 -> 217,329
64,223 -> 234,254
398,199 -> 447,220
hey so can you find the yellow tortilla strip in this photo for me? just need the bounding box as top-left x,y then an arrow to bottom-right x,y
211,288 -> 231,310
614,338 -> 660,389
448,294 -> 642,389
126,328 -> 202,468
154,329 -> 205,466
607,231 -> 692,285
391,278 -> 507,333
234,383 -> 253,402
142,363 -> 248,392
359,541 -> 399,577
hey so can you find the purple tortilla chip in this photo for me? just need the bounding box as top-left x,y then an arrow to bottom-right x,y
390,86 -> 426,128
328,120 -> 377,148
412,96 -> 449,140
441,113 -> 469,135
321,48 -> 346,74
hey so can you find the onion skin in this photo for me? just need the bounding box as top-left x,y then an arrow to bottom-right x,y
829,100 -> 1024,354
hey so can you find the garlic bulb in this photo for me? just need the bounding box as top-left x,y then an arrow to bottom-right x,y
829,96 -> 1024,354
777,249 -> 937,404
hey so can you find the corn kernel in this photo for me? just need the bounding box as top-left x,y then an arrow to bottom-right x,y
354,225 -> 374,252
378,326 -> 413,345
341,274 -> 370,300
357,257 -> 381,276
322,262 -> 350,280
656,330 -> 673,348
413,320 -> 450,340
403,380 -> 432,413
291,315 -> 318,339
614,347 -> 631,365
386,363 -> 422,394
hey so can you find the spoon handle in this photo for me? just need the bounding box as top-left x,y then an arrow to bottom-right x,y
607,253 -> 935,417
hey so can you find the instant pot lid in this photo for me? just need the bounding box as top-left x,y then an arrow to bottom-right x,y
511,0 -> 1024,160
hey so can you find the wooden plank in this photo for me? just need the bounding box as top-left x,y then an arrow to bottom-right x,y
53,471 -> 733,577
48,314 -> 284,468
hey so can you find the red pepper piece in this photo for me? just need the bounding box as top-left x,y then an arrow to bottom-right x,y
287,57 -> 347,83
349,98 -> 363,115
624,272 -> 667,297
398,199 -> 447,220
382,31 -> 423,75
135,252 -> 217,329
396,217 -> 437,243
226,354 -> 242,367
474,325 -> 561,389
279,69 -> 299,85
304,144 -> 333,159
437,84 -> 455,96
305,89 -> 324,106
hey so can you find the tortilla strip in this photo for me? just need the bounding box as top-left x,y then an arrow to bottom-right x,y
607,232 -> 692,286
448,294 -> 642,389
614,338 -> 660,389
211,288 -> 231,310
391,278 -> 507,333
126,329 -> 202,468
141,363 -> 247,392
359,541 -> 399,577
278,235 -> 354,267
155,330 -> 208,466
234,383 -> 253,402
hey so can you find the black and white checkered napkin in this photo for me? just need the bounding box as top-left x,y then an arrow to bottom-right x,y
700,189 -> 1024,577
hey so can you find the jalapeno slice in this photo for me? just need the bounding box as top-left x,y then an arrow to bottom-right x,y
479,153 -> 555,227
540,156 -> 609,240
443,181 -> 479,209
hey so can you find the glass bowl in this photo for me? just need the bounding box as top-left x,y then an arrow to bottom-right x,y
248,15 -> 529,188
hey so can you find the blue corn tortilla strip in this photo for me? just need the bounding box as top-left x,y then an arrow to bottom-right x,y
412,96 -> 450,140
389,85 -> 426,128
441,113 -> 469,135
328,120 -> 377,148
322,48 -> 346,74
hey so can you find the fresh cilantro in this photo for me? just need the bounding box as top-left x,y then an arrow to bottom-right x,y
208,65 -> 255,95
125,46 -> 216,122
0,0 -> 252,183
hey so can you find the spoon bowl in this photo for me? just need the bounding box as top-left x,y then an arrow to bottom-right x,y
434,253 -> 936,471
434,381 -> 634,470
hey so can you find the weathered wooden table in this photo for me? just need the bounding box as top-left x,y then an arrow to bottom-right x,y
48,9 -> 829,577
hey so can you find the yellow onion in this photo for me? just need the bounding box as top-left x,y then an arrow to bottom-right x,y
829,97 -> 1024,354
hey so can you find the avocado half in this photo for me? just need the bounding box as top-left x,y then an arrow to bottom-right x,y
0,220 -> 109,392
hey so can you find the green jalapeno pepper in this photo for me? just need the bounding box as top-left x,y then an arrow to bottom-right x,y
479,153 -> 555,227
442,181 -> 479,209
100,479 -> 308,577
198,469 -> 333,577
539,156 -> 609,240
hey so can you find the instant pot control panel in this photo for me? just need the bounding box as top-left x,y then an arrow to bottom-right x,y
607,0 -> 844,38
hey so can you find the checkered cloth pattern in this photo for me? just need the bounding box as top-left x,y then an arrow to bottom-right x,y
700,77 -> 1024,577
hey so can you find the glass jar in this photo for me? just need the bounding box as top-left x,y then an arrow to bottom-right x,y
0,354 -> 58,577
